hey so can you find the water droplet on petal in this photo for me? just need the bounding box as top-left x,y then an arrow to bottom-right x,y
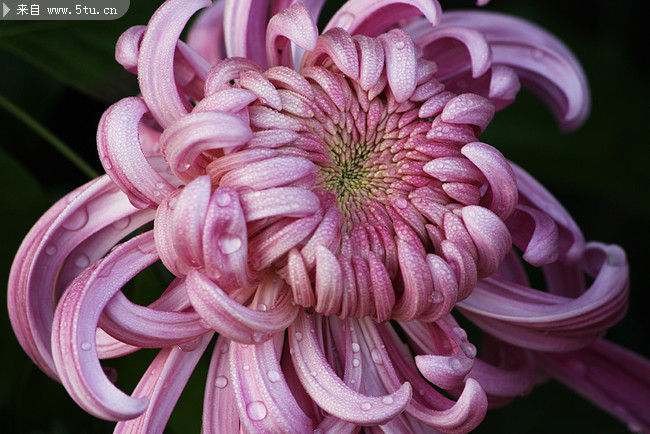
215,376 -> 228,388
453,327 -> 467,340
352,358 -> 360,367
252,332 -> 265,343
382,396 -> 394,405
101,157 -> 113,170
62,207 -> 89,231
449,358 -> 462,370
371,349 -> 383,365
351,343 -> 360,353
395,41 -> 405,50
216,192 -> 232,207
45,244 -> 58,256
295,332 -> 303,341
360,402 -> 371,411
178,162 -> 191,172
80,342 -> 92,351
461,343 -> 477,358
73,253 -> 90,269
219,236 -> 242,254
310,371 -> 318,377
258,303 -> 268,312
247,401 -> 268,421
267,370 -> 281,383
243,365 -> 250,371
112,216 -> 131,230
431,291 -> 443,303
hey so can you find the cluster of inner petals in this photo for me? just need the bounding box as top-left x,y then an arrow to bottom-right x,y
154,27 -> 517,328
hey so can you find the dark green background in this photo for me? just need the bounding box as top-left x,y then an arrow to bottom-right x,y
1,0 -> 648,432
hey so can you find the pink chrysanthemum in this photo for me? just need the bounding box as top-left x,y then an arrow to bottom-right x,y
8,0 -> 650,432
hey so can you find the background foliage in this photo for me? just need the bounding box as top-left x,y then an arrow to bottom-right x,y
1,0 -> 648,432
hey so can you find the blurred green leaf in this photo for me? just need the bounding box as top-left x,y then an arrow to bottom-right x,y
0,2 -> 161,102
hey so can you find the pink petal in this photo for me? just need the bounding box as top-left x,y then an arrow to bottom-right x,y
326,0 -> 441,36
289,311 -> 413,424
52,232 -> 159,420
138,0 -> 210,128
266,2 -> 319,68
186,270 -> 299,344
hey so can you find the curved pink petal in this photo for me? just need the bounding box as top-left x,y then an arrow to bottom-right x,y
186,269 -> 299,344
186,0 -> 226,65
138,0 -> 211,128
461,142 -> 517,221
378,29 -> 417,103
160,111 -> 253,182
459,243 -> 629,351
537,340 -> 650,433
97,97 -> 176,208
52,232 -> 159,420
229,334 -> 312,432
99,290 -> 207,348
266,2 -> 319,69
326,0 -> 441,36
202,336 -> 239,433
223,0 -> 270,67
512,162 -> 584,263
440,10 -> 590,130
289,311 -> 412,425
8,176 -> 153,380
303,27 -> 359,80
114,333 -> 213,432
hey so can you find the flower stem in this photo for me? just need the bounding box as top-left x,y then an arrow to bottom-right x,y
0,94 -> 99,179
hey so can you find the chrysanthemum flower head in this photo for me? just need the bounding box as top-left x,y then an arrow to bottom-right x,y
8,0 -> 649,433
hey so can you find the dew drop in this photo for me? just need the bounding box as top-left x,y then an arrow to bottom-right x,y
449,358 -> 462,370
395,41 -> 406,50
219,236 -> 242,254
360,402 -> 372,411
243,364 -> 250,371
214,375 -> 228,389
351,342 -> 360,353
267,370 -> 281,383
295,332 -> 303,341
246,401 -> 268,421
252,332 -> 265,343
101,157 -> 113,171
73,253 -> 90,269
382,396 -> 394,405
461,343 -> 477,358
216,192 -> 232,207
370,349 -> 383,365
453,327 -> 467,340
431,291 -> 443,303
310,371 -> 318,377
62,208 -> 89,231
258,303 -> 268,312
178,162 -> 191,172
219,344 -> 229,354
80,342 -> 92,351
45,244 -> 58,256
352,358 -> 360,367
112,216 -> 131,230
